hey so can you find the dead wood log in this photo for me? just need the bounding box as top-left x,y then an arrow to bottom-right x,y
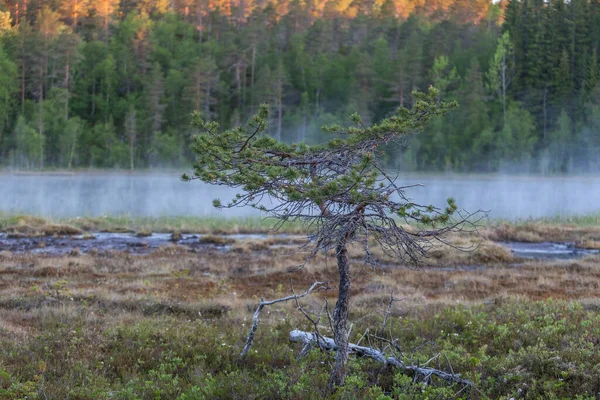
289,330 -> 473,387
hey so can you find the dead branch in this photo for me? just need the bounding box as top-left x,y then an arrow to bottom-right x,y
289,330 -> 473,388
240,281 -> 329,357
293,288 -> 329,352
380,291 -> 405,335
324,298 -> 334,333
369,334 -> 404,358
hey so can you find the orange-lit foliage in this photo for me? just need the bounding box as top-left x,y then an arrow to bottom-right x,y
0,0 -> 490,25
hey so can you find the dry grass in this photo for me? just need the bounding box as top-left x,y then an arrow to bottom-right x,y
344,234 -> 515,268
5,211 -> 600,248
0,213 -> 305,235
574,239 -> 600,249
6,222 -> 82,238
484,222 -> 600,243
1,230 -> 599,367
198,235 -> 237,245
1,235 -> 599,325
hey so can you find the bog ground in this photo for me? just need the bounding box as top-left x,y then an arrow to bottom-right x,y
1,218 -> 600,398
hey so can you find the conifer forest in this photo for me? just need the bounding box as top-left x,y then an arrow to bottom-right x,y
1,0 -> 599,172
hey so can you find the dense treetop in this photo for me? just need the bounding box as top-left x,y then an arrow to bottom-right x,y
0,0 -> 599,172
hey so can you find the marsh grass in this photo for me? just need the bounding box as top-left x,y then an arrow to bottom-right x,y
0,213 -> 305,235
4,211 -> 600,247
480,213 -> 600,244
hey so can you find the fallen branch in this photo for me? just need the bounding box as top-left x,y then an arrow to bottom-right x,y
240,281 -> 329,357
289,330 -> 473,387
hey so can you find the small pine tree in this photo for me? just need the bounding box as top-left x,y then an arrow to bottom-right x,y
184,87 -> 476,387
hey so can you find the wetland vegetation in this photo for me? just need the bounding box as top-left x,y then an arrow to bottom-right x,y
2,213 -> 600,398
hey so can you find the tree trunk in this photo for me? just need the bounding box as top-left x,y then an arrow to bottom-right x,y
300,112 -> 306,142
38,78 -> 44,170
236,61 -> 242,110
104,16 -> 109,45
73,0 -> 79,27
21,59 -> 25,113
251,44 -> 256,109
276,76 -> 283,141
242,62 -> 247,116
315,87 -> 320,111
129,131 -> 135,171
501,54 -> 507,127
68,132 -> 77,169
91,80 -> 96,116
195,0 -> 203,39
204,81 -> 210,118
543,85 -> 548,140
65,53 -> 70,120
330,241 -> 351,388
399,86 -> 404,107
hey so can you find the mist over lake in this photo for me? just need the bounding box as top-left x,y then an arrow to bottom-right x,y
1,172 -> 599,220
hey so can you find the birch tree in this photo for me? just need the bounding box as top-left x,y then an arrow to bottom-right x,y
487,31 -> 515,126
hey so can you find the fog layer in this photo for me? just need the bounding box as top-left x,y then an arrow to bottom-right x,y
1,173 -> 599,220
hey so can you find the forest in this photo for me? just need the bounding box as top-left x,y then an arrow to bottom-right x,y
0,0 -> 599,172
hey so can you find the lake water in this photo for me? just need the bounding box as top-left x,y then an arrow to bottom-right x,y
1,172 -> 599,220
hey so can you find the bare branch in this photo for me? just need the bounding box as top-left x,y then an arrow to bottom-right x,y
369,334 -> 404,358
380,291 -> 406,334
240,281 -> 330,357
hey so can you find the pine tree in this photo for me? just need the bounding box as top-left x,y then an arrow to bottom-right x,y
585,49 -> 599,97
547,109 -> 572,172
31,6 -> 64,168
497,104 -> 536,164
145,63 -> 167,164
428,55 -> 458,104
553,48 -> 573,118
184,55 -> 219,119
347,50 -> 375,125
184,88 -> 467,388
59,0 -> 88,28
272,59 -> 289,141
459,58 -> 489,169
372,37 -> 394,121
92,0 -> 120,42
55,27 -> 82,120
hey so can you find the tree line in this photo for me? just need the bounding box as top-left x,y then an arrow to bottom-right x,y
0,0 -> 599,172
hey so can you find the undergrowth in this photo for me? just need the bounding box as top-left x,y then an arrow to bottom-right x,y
0,299 -> 599,399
